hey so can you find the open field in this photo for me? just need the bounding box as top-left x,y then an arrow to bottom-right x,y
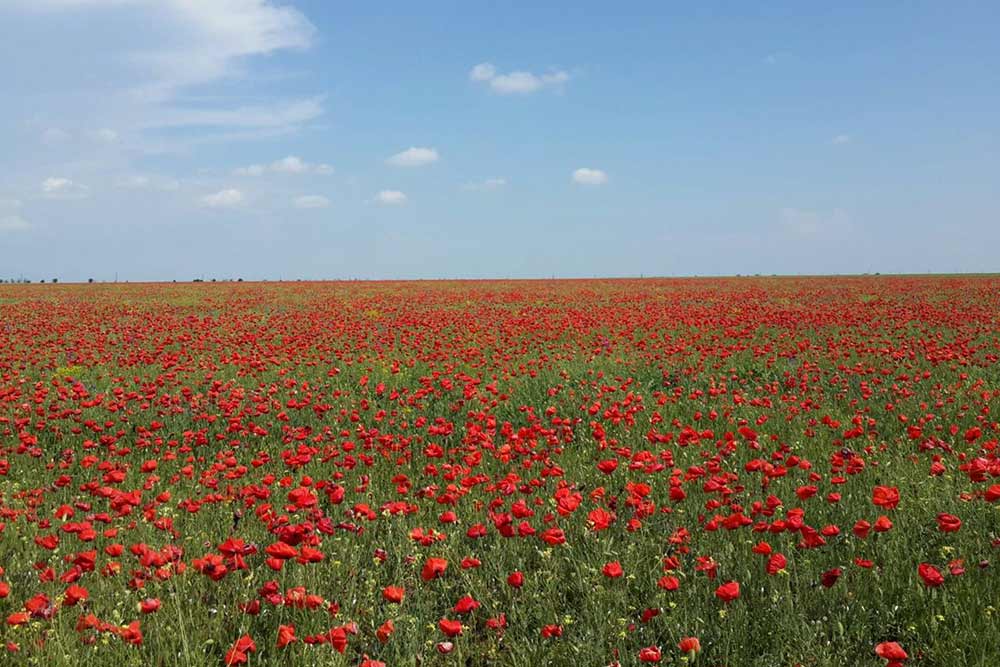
0,277 -> 998,666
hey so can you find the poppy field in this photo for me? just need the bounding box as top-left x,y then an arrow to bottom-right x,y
1,276 -> 999,667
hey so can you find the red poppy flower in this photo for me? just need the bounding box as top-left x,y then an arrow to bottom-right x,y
119,621 -> 143,646
918,563 -> 944,588
382,586 -> 405,603
820,568 -> 842,588
678,637 -> 701,653
873,515 -> 893,532
421,557 -> 448,581
540,528 -> 566,545
766,553 -> 788,575
376,619 -> 394,643
638,646 -> 662,663
875,641 -> 908,665
25,593 -> 54,619
453,595 -> 480,614
329,627 -> 348,653
540,624 -> 563,638
63,585 -> 89,607
872,486 -> 900,510
222,630 -> 256,661
597,459 -> 618,474
276,624 -> 297,648
6,613 -> 29,627
715,581 -> 740,603
264,542 -> 298,560
602,561 -> 624,578
439,619 -> 463,637
139,598 -> 161,614
935,513 -> 961,533
224,648 -> 248,666
588,507 -> 615,531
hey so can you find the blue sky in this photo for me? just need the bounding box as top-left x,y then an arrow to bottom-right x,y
1,1 -> 997,281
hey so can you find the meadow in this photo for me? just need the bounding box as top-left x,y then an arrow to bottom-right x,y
0,276 -> 998,666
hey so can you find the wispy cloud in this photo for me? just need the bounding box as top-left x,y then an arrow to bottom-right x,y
469,62 -> 571,95
201,188 -> 244,208
90,128 -> 119,143
41,177 -> 89,199
114,174 -> 179,190
233,155 -> 333,176
234,165 -> 266,177
293,195 -> 330,209
13,1 -> 323,146
41,128 -> 71,145
271,156 -> 309,174
147,98 -> 324,131
462,178 -> 507,191
0,215 -> 31,232
386,147 -> 439,167
375,190 -> 407,205
123,1 -> 316,104
572,168 -> 608,185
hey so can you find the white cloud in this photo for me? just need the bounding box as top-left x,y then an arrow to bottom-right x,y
271,155 -> 309,173
831,134 -> 852,145
0,215 -> 31,232
233,155 -> 332,176
463,178 -> 507,191
41,128 -> 71,145
375,190 -> 407,205
113,174 -> 178,190
201,188 -> 244,208
292,195 -> 330,208
91,128 -> 119,142
386,147 -> 439,168
293,195 -> 329,209
120,0 -> 316,104
41,177 -> 89,199
470,63 -> 571,95
572,168 -> 608,185
148,97 -> 324,130
469,62 -> 496,81
9,0 -> 323,159
490,72 -> 544,94
234,164 -> 265,176
42,177 -> 72,193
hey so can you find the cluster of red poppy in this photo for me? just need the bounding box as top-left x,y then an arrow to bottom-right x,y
0,276 -> 998,665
